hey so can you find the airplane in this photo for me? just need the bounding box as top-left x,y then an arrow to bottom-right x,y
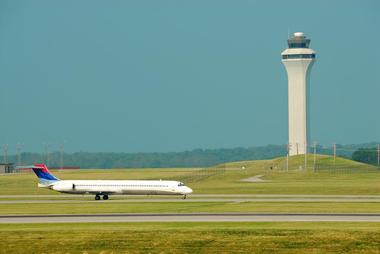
20,164 -> 193,200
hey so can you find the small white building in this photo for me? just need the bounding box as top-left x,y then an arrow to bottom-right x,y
0,163 -> 15,174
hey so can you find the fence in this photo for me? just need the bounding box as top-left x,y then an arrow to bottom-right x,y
271,143 -> 380,173
168,166 -> 226,184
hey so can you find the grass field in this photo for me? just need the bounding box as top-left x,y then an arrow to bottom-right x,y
1,222 -> 380,254
1,156 -> 380,253
2,202 -> 380,215
0,156 -> 380,215
1,155 -> 379,196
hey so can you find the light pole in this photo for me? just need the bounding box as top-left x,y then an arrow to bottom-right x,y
304,142 -> 307,170
313,142 -> 317,172
60,142 -> 65,170
2,144 -> 8,164
44,143 -> 50,167
286,143 -> 290,171
333,143 -> 336,165
16,143 -> 24,166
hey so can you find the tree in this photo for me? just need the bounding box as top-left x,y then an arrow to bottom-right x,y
352,148 -> 378,165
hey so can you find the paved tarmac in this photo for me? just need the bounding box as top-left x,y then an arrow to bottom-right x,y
1,194 -> 380,204
2,195 -> 380,223
2,194 -> 380,198
2,197 -> 380,204
1,213 -> 380,223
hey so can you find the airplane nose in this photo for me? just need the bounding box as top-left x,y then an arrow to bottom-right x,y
186,187 -> 193,194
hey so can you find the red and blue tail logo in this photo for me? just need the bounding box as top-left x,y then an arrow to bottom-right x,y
31,164 -> 59,181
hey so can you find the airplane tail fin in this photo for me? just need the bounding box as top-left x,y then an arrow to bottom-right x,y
17,164 -> 60,187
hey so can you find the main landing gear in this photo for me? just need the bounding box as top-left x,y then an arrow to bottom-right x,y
182,195 -> 187,200
95,194 -> 109,200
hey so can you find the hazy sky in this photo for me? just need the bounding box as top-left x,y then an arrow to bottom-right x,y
0,0 -> 379,153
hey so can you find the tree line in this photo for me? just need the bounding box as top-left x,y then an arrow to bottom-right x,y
352,148 -> 379,166
4,143 -> 379,168
9,145 -> 286,168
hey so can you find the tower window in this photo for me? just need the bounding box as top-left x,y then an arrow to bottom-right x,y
289,43 -> 307,48
282,54 -> 315,60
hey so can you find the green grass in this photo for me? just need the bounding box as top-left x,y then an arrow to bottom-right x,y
1,155 -> 379,195
1,202 -> 380,215
1,156 -> 380,214
1,222 -> 380,254
1,158 -> 380,253
193,155 -> 380,195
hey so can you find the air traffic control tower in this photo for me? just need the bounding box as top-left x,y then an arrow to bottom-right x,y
281,32 -> 316,155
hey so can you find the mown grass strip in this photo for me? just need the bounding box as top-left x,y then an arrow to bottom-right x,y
1,222 -> 380,254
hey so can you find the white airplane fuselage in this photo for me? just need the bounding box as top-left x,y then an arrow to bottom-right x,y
46,180 -> 193,196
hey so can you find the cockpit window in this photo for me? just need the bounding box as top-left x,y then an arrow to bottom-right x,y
178,182 -> 185,186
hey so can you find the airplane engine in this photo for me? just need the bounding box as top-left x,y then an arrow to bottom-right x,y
52,182 -> 75,192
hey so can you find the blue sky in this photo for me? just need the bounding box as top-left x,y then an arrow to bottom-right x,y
0,0 -> 379,153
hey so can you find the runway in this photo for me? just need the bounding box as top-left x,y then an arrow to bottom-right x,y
1,213 -> 380,223
2,194 -> 380,204
2,194 -> 380,198
2,198 -> 380,204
